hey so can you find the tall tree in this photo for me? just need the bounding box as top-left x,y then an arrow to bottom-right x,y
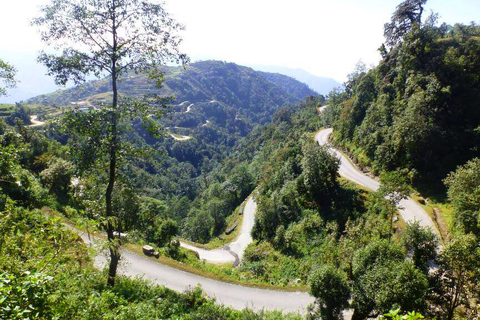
401,221 -> 438,274
378,170 -> 410,236
301,140 -> 339,213
433,234 -> 480,320
351,239 -> 428,319
384,0 -> 427,47
33,0 -> 188,286
444,158 -> 480,237
0,59 -> 17,96
308,265 -> 350,320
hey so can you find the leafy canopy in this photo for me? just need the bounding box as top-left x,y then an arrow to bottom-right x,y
33,0 -> 188,86
0,59 -> 17,96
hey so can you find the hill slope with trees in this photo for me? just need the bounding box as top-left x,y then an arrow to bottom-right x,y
326,10 -> 480,196
27,60 -> 316,124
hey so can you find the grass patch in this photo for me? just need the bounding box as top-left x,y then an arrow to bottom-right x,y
411,194 -> 453,242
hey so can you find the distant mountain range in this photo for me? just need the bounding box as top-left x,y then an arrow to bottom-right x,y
0,56 -> 339,104
27,60 -> 316,125
249,65 -> 342,95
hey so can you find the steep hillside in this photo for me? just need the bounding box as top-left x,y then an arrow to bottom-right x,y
328,23 -> 480,195
28,61 -> 318,217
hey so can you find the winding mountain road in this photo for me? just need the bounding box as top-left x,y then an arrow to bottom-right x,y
169,133 -> 192,141
77,229 -> 315,313
316,107 -> 437,234
29,115 -> 46,127
70,104 -> 436,318
180,196 -> 257,264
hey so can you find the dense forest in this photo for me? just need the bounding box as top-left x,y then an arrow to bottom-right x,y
322,0 -> 480,242
326,14 -> 480,197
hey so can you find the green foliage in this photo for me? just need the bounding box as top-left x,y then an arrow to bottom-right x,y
444,158 -> 480,236
182,210 -> 215,244
330,19 -> 480,193
239,241 -> 302,285
301,140 -> 339,212
0,59 -> 16,96
378,170 -> 411,206
431,233 -> 480,320
351,240 -> 428,319
0,272 -> 54,320
384,0 -> 427,47
0,122 -> 54,209
137,196 -> 178,246
153,218 -> 179,247
0,203 -> 300,319
40,157 -> 74,201
382,309 -> 425,319
6,104 -> 31,126
378,170 -> 411,234
401,222 -> 438,273
34,0 -> 190,286
308,265 -> 350,320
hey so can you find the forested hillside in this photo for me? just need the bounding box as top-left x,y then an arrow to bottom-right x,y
0,124 -> 300,319
326,15 -> 480,195
24,61 -> 318,244
184,1 -> 480,318
28,60 -> 315,122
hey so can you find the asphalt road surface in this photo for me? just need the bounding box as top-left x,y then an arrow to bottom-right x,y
29,115 -> 46,127
76,230 -> 315,314
315,120 -> 437,234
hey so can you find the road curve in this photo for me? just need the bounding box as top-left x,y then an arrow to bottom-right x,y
315,126 -> 438,234
29,115 -> 46,127
76,230 -> 314,313
63,104 -> 438,319
228,196 -> 256,261
169,133 -> 192,141
180,196 -> 257,264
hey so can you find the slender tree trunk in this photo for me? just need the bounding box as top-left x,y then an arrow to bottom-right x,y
106,70 -> 119,286
447,279 -> 462,320
106,1 -> 119,287
389,209 -> 394,240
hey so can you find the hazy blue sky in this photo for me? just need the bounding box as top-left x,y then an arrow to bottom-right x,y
0,0 -> 479,102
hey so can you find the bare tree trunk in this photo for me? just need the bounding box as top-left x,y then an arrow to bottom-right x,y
106,1 -> 119,287
447,280 -> 462,320
106,72 -> 119,286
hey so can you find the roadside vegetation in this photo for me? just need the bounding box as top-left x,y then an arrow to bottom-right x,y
0,201 -> 302,319
313,0 -> 480,318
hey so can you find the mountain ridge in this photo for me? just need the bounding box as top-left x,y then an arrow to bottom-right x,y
249,64 -> 342,95
26,61 -> 317,115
